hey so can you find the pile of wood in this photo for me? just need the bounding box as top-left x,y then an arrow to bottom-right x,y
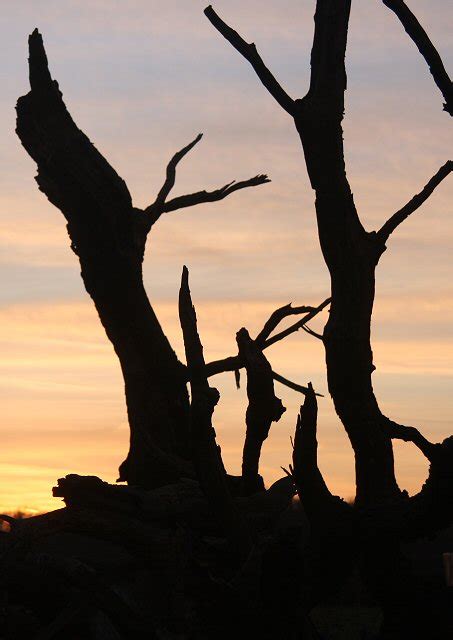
0,473 -> 313,639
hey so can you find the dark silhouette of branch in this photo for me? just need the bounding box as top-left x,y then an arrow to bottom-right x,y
179,267 -> 252,558
272,371 -> 312,396
377,160 -> 453,242
263,297 -> 330,348
204,5 -> 296,116
145,132 -> 270,225
382,0 -> 453,115
302,324 -> 324,341
204,297 -> 330,378
160,174 -> 270,215
146,133 -> 203,218
255,303 -> 316,347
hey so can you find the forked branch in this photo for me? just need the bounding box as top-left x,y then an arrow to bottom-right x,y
383,0 -> 453,115
382,416 -> 439,462
205,296 -> 330,378
255,303 -> 316,347
204,5 -> 296,115
145,130 -> 270,225
146,133 -> 203,219
377,160 -> 452,242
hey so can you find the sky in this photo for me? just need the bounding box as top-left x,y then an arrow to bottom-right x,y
0,0 -> 452,513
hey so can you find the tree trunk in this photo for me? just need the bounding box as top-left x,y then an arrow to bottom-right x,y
16,30 -> 190,487
292,0 -> 400,504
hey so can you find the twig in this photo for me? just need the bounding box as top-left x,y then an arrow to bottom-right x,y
145,133 -> 203,221
204,297 -> 330,378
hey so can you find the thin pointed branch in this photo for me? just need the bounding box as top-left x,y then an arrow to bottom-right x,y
377,161 -> 453,243
179,267 -> 252,558
382,0 -> 453,115
255,303 -> 316,347
302,324 -> 324,341
263,297 -> 330,348
204,5 -> 296,116
272,371 -> 323,397
204,297 -> 330,378
159,174 -> 270,214
146,133 -> 203,221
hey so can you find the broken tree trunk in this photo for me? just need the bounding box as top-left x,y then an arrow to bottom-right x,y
236,327 -> 285,494
16,30 -> 190,488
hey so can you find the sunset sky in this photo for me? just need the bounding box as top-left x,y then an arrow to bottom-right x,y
1,0 -> 452,513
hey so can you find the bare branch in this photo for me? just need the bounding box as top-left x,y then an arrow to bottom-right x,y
145,133 -> 203,221
302,324 -> 324,341
204,297 -> 330,378
255,303 -> 316,347
204,5 -> 296,116
382,0 -> 453,115
377,161 -> 452,242
272,371 -> 323,397
237,328 -> 286,494
263,297 -> 330,348
160,174 -> 270,214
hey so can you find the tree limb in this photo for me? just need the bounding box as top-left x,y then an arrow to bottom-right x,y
382,0 -> 453,115
145,133 -> 203,222
272,371 -> 323,397
255,303 -> 316,347
381,416 -> 439,462
302,324 -> 324,341
159,174 -> 270,214
204,5 -> 296,115
377,160 -> 453,242
263,297 -> 330,348
204,297 -> 330,378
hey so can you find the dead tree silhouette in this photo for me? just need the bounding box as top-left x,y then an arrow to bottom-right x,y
6,1 -> 453,638
204,0 -> 453,634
